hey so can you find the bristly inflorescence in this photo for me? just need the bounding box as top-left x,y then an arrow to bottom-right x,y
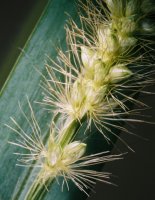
42,0 -> 155,142
7,101 -> 123,195
8,0 -> 155,198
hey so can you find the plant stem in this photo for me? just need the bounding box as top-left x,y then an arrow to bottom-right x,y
25,116 -> 85,200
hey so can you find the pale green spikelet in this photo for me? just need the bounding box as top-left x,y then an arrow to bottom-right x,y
42,0 -> 155,141
108,64 -> 133,83
7,101 -> 123,197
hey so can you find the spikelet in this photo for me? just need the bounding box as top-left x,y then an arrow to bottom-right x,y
6,100 -> 123,195
41,0 -> 155,143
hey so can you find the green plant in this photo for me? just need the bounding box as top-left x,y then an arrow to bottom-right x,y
0,0 -> 154,199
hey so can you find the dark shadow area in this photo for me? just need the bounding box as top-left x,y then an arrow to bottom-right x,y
88,86 -> 155,200
0,0 -> 47,89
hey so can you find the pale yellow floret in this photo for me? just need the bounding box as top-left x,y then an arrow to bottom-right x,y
109,64 -> 133,83
81,46 -> 97,69
96,25 -> 119,63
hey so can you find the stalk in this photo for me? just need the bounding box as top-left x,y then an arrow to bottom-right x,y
25,119 -> 81,200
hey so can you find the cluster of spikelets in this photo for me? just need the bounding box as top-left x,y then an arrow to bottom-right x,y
7,0 -> 155,198
43,0 -> 154,135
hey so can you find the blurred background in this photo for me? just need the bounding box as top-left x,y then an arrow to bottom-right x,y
89,92 -> 155,200
0,0 -> 47,88
0,1 -> 154,200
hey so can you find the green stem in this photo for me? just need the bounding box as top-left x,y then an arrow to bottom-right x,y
25,116 -> 86,200
25,174 -> 53,200
59,120 -> 81,147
